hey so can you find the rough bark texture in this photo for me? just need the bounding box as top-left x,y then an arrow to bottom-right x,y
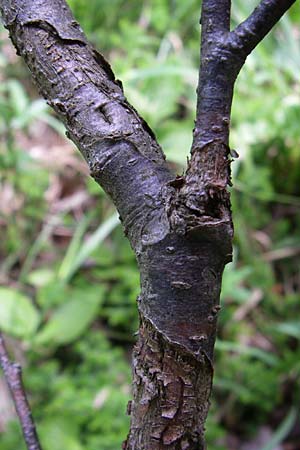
0,0 -> 296,449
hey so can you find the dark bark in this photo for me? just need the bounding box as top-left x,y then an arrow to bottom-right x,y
230,0 -> 297,57
0,0 -> 296,448
0,334 -> 42,450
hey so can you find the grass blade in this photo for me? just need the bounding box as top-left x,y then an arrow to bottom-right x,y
58,212 -> 120,282
261,407 -> 297,450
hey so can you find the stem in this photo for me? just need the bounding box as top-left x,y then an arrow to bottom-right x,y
194,0 -> 234,149
0,333 -> 42,450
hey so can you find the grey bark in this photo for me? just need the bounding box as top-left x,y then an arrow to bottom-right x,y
0,0 -> 295,448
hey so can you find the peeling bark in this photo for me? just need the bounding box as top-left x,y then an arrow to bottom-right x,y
0,0 -> 296,449
124,319 -> 212,449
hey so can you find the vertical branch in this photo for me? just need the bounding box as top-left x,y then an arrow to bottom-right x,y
194,0 -> 234,149
200,0 -> 231,32
169,0 -> 236,238
0,333 -> 42,450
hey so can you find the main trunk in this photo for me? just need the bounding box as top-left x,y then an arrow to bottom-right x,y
122,132 -> 233,448
125,219 -> 232,449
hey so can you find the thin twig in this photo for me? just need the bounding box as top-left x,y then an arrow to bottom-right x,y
0,333 -> 42,450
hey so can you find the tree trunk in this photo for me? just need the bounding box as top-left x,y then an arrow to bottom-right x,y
0,0 -> 295,448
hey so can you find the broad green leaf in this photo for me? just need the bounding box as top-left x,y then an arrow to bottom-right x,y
35,288 -> 105,345
0,287 -> 40,338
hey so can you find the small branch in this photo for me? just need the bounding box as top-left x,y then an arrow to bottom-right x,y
181,0 -> 296,237
230,0 -> 297,56
0,333 -> 42,450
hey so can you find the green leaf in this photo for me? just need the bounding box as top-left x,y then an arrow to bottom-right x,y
58,212 -> 120,282
275,321 -> 300,339
215,340 -> 279,366
221,265 -> 252,302
35,288 -> 105,345
7,79 -> 28,117
40,417 -> 83,450
27,269 -> 55,287
58,215 -> 91,282
0,287 -> 40,338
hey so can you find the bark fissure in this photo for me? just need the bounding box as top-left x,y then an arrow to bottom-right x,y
125,319 -> 212,449
0,0 -> 296,449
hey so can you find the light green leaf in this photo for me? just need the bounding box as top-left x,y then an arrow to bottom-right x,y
35,288 -> 105,345
0,287 -> 40,338
40,417 -> 83,450
58,215 -> 91,282
7,79 -> 28,117
27,269 -> 55,287
275,321 -> 300,339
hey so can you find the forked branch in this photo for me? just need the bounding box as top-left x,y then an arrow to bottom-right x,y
193,0 -> 296,149
0,333 -> 42,450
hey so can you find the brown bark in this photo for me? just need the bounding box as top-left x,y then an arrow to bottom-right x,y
0,334 -> 41,450
125,320 -> 212,449
0,0 -> 296,449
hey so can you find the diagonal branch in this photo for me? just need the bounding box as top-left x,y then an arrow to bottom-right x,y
0,0 -> 173,251
230,0 -> 297,57
0,333 -> 42,450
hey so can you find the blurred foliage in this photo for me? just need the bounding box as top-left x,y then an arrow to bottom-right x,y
0,0 -> 300,449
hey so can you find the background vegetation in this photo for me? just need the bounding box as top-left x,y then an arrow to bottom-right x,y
0,1 -> 300,448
